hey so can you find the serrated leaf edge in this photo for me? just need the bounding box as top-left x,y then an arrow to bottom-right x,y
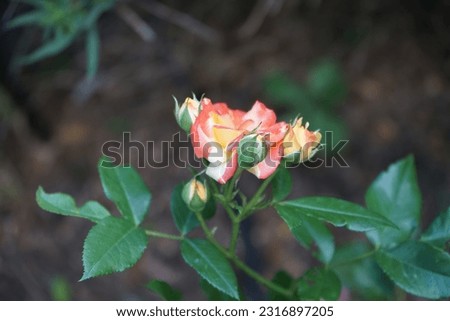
81,223 -> 147,281
181,240 -> 238,299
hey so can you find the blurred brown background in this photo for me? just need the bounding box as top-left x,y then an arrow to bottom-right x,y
0,0 -> 449,300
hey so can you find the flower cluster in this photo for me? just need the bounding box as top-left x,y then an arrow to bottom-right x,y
175,95 -> 322,184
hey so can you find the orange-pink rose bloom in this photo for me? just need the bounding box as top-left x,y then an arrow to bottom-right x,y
191,98 -> 288,184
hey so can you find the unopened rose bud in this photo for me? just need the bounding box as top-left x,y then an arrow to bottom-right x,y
182,178 -> 208,212
238,134 -> 268,169
174,95 -> 201,132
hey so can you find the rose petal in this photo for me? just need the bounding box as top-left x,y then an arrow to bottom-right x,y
212,126 -> 243,149
191,101 -> 214,158
262,122 -> 289,142
191,99 -> 235,158
241,100 -> 277,130
247,142 -> 282,179
205,150 -> 238,184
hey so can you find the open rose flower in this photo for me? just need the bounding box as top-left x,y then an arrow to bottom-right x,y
191,98 -> 288,184
282,117 -> 322,163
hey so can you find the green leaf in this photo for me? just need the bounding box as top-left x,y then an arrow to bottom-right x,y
181,239 -> 238,299
292,216 -> 334,264
85,25 -> 99,80
36,186 -> 110,223
296,267 -> 341,300
14,28 -> 75,66
275,197 -> 396,232
98,159 -> 151,226
275,204 -> 334,264
331,243 -> 394,300
171,184 -> 198,234
366,155 -> 422,248
269,271 -> 294,300
306,60 -> 347,110
82,0 -> 116,29
80,202 -> 111,221
200,278 -> 237,301
272,167 -> 292,203
7,11 -> 45,29
376,240 -> 450,299
170,183 -> 216,235
81,216 -> 147,280
146,280 -> 182,301
421,207 -> 450,249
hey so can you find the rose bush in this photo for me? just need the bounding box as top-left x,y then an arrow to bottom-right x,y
36,94 -> 449,301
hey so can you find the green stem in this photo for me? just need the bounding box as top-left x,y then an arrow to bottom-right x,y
197,168 -> 292,297
208,179 -> 221,195
209,178 -> 237,221
329,249 -> 376,268
232,257 -> 291,298
194,210 -> 291,298
225,167 -> 243,201
208,172 -> 242,257
145,229 -> 184,241
229,217 -> 240,254
223,204 -> 237,221
238,169 -> 278,221
194,211 -> 230,258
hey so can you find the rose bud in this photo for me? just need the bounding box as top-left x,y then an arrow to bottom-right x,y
238,134 -> 268,169
174,95 -> 201,132
182,178 -> 208,212
283,118 -> 322,163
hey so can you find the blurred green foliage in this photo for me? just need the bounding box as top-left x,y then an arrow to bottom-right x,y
50,275 -> 72,301
263,60 -> 348,150
7,0 -> 116,79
